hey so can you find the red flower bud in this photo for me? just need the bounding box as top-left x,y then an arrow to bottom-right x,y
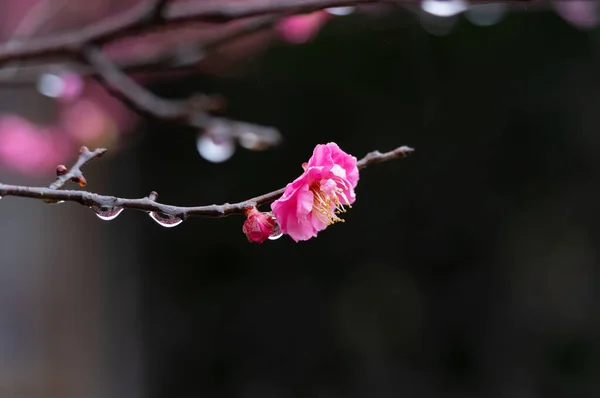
242,207 -> 276,243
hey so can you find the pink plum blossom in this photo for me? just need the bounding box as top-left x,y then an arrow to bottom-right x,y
60,98 -> 116,145
271,143 -> 359,242
276,11 -> 331,44
60,80 -> 136,144
242,207 -> 277,243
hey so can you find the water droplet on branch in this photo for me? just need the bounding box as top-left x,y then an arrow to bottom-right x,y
37,73 -> 64,98
92,206 -> 124,221
326,6 -> 354,16
421,0 -> 467,17
196,132 -> 235,163
149,212 -> 184,228
46,199 -> 65,205
268,215 -> 283,240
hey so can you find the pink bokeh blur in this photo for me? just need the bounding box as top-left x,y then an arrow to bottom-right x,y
276,11 -> 331,44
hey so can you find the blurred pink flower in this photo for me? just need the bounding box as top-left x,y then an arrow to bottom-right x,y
242,207 -> 277,243
56,72 -> 84,102
271,143 -> 359,242
61,98 -> 116,145
276,11 -> 331,44
554,0 -> 599,29
59,79 -> 137,147
0,115 -> 70,175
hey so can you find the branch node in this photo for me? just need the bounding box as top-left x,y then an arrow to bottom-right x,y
49,147 -> 107,190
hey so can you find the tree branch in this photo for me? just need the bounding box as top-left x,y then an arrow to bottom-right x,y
0,145 -> 414,220
0,14 -> 284,85
151,0 -> 172,22
0,0 -> 531,65
82,45 -> 282,148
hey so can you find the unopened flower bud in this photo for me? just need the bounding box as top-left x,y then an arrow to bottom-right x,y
242,207 -> 276,243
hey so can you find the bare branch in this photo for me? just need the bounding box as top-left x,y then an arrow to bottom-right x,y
82,45 -> 282,148
0,145 -> 414,219
0,14 -> 284,86
8,16 -> 286,86
0,0 -> 532,65
357,145 -> 414,168
83,45 -> 204,120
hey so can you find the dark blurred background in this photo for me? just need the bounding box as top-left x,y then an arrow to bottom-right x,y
3,2 -> 600,398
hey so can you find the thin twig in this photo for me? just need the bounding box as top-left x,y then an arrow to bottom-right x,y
49,146 -> 106,189
357,145 -> 414,168
0,145 -> 414,219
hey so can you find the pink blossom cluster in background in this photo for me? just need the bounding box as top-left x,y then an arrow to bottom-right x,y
0,73 -> 136,176
553,0 -> 599,30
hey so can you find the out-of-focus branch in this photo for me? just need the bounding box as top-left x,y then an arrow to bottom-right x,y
0,0 -> 162,64
152,0 -> 172,21
83,45 -> 214,121
0,1 -> 287,147
0,145 -> 414,219
0,14 -> 284,85
82,45 -> 282,147
0,0 -> 532,65
0,0 -> 530,147
126,14 -> 285,73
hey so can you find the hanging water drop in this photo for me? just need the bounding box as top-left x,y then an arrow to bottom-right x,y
92,205 -> 124,221
465,3 -> 506,27
149,212 -> 184,228
420,12 -> 457,36
46,199 -> 65,205
326,6 -> 355,16
421,0 -> 467,17
268,217 -> 283,240
196,131 -> 235,163
37,73 -> 64,98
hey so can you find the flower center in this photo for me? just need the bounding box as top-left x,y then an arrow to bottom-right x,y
310,180 -> 351,226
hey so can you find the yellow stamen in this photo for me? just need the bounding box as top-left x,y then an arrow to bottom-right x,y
310,182 -> 349,226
